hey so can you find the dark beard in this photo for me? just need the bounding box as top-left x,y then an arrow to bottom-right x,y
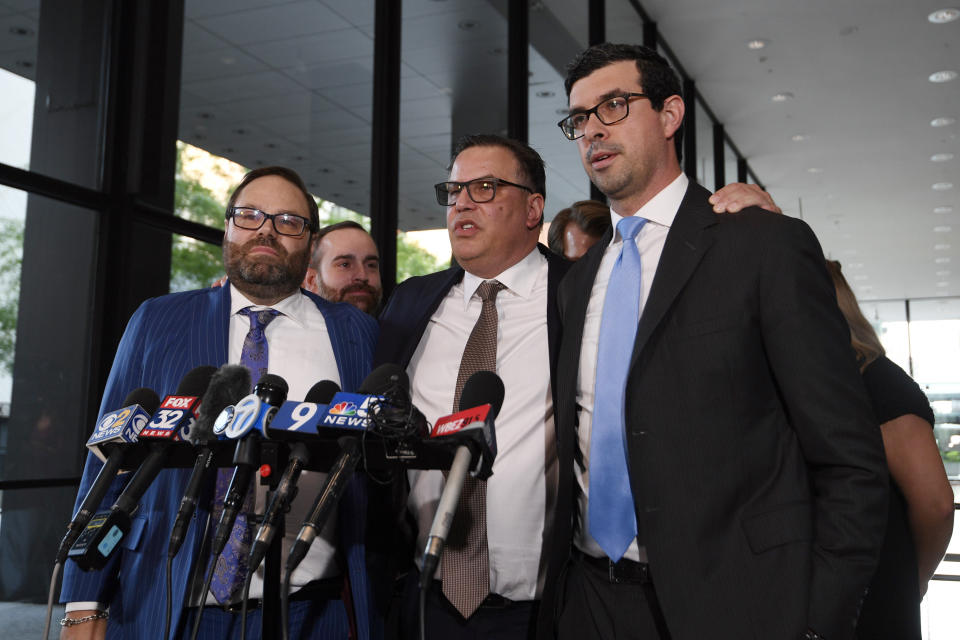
319,280 -> 382,315
223,236 -> 311,302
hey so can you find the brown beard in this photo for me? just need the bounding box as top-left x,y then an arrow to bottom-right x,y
319,280 -> 382,314
222,235 -> 311,302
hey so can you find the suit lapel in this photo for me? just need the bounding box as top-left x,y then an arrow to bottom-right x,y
398,267 -> 463,368
630,183 -> 718,367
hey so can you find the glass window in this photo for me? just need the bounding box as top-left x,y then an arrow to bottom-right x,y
528,0 -> 591,237
1,1 -> 112,189
179,0 -> 373,223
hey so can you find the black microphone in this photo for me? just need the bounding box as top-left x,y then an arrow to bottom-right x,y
56,387 -> 161,564
362,363 -> 429,440
168,364 -> 252,559
285,436 -> 361,576
247,380 -> 341,574
67,367 -> 217,570
284,365 -> 402,575
419,370 -> 504,588
208,374 -> 288,564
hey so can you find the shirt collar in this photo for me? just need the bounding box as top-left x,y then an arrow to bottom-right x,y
461,246 -> 544,309
228,283 -> 308,328
609,173 -> 689,242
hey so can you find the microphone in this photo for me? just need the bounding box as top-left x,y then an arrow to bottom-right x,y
419,370 -> 504,588
247,381 -> 341,573
168,365 -> 252,559
56,387 -> 161,564
67,366 -> 217,570
207,374 -> 289,566
284,436 -> 361,576
284,365 -> 401,575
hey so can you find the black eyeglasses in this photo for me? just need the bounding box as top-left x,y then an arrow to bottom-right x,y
434,177 -> 534,206
226,206 -> 314,236
557,92 -> 649,140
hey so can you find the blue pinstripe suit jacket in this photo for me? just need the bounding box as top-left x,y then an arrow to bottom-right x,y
60,284 -> 380,639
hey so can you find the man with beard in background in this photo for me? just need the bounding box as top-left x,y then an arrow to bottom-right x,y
303,221 -> 383,315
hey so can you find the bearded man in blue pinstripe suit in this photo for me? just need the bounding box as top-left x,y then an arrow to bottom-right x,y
60,167 -> 380,640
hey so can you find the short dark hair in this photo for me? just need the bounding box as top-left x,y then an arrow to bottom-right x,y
450,134 -> 547,203
310,220 -> 372,269
564,43 -> 684,162
548,199 -> 610,254
226,166 -> 320,232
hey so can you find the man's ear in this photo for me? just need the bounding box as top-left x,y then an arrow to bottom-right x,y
302,267 -> 319,295
526,193 -> 545,230
660,94 -> 685,140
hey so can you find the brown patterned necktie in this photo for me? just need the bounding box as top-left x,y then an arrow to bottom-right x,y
441,279 -> 505,618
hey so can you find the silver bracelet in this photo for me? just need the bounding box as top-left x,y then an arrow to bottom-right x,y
59,610 -> 109,627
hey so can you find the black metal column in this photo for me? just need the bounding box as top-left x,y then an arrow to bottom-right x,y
683,79 -> 697,179
370,0 -> 401,296
713,123 -> 725,190
642,20 -> 657,48
507,0 -> 528,143
589,0 -> 605,45
737,157 -> 748,183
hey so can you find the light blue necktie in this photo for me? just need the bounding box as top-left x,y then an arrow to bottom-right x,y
589,215 -> 647,561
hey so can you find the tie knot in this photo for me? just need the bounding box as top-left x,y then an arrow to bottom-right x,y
617,216 -> 648,241
476,280 -> 505,303
240,307 -> 280,331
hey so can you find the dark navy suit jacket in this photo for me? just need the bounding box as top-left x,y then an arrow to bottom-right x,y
60,284 -> 379,639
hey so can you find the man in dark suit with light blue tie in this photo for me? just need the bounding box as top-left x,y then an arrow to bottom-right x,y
539,44 -> 888,640
60,166 -> 379,639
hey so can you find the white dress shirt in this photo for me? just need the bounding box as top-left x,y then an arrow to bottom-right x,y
406,247 -> 555,601
574,173 -> 688,562
222,284 -> 342,601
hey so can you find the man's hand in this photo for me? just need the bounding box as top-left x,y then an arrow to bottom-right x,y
59,610 -> 107,640
709,182 -> 782,214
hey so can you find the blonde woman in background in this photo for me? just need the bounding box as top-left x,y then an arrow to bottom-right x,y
827,260 -> 954,639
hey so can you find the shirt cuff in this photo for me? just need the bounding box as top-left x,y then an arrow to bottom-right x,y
64,602 -> 106,613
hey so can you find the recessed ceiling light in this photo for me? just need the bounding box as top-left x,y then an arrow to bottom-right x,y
458,20 -> 478,30
791,134 -> 808,142
929,8 -> 960,23
771,92 -> 794,102
556,108 -> 568,115
935,206 -> 954,213
935,243 -> 952,250
853,274 -> 869,281
935,225 -> 953,232
843,248 -> 858,255
233,128 -> 247,135
536,90 -> 555,98
935,256 -> 951,263
931,117 -> 956,127
937,270 -> 951,276
933,182 -> 954,190
8,26 -> 34,37
929,70 -> 958,83
221,56 -> 235,65
859,285 -> 874,292
847,262 -> 864,269
937,281 -> 950,287
747,39 -> 768,50
807,167 -> 823,174
931,153 -> 955,162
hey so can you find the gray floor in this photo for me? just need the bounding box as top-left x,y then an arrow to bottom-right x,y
1,602 -> 64,640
